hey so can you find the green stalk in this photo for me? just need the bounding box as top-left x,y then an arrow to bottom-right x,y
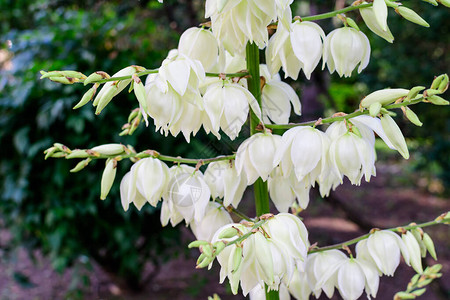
246,42 -> 279,300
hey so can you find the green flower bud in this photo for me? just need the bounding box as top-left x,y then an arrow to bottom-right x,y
70,158 -> 92,173
44,146 -> 57,160
437,0 -> 450,8
404,107 -> 423,127
426,264 -> 442,274
396,6 -> 430,27
188,240 -> 209,249
369,102 -> 382,117
84,72 -> 109,85
425,89 -> 442,97
422,0 -> 438,6
91,144 -> 125,156
360,88 -> 409,108
59,70 -> 86,79
422,233 -> 437,260
218,227 -> 239,239
430,74 -> 445,89
49,77 -> 74,84
73,86 -> 97,109
133,80 -> 148,113
214,241 -> 226,255
394,291 -> 416,299
66,149 -> 90,159
346,17 -> 360,31
128,109 -> 140,124
100,159 -> 117,200
228,246 -> 242,274
381,114 -> 409,159
95,84 -> 119,115
438,74 -> 449,92
406,86 -> 425,101
196,253 -> 206,265
412,288 -> 426,297
197,255 -> 214,269
200,244 -> 213,257
427,95 -> 449,105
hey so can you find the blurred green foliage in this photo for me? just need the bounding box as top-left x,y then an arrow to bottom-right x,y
0,0 -> 205,293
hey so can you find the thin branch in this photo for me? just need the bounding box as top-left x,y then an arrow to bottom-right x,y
308,212 -> 449,254
265,97 -> 425,130
301,2 -> 372,22
215,199 -> 254,222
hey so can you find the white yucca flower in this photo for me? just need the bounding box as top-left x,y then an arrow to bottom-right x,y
190,202 -> 232,242
204,160 -> 248,208
235,132 -> 281,185
327,122 -> 376,185
336,257 -> 380,300
274,126 -> 330,184
287,266 -> 311,300
268,167 -> 311,212
360,0 -> 394,43
323,27 -> 371,77
161,165 -> 211,226
178,27 -> 219,71
158,50 -> 205,104
249,282 -> 291,300
119,157 -> 169,211
205,0 -> 278,55
402,231 -> 424,273
356,230 -> 410,276
305,250 -> 348,298
260,64 -> 301,124
266,19 -> 325,80
203,81 -> 262,140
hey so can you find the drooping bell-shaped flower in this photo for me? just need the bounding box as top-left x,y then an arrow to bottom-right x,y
287,266 -> 311,300
178,27 -> 219,71
203,81 -> 262,140
235,132 -> 281,185
360,1 -> 394,43
161,165 -> 211,226
168,100 -> 204,143
327,126 -> 376,185
190,202 -> 233,242
402,231 -> 424,273
380,114 -> 410,159
274,126 -> 330,184
323,27 -> 371,77
356,230 -> 410,276
158,50 -> 205,104
268,167 -> 312,212
263,213 -> 309,269
260,64 -> 301,124
249,283 -> 290,300
266,18 -> 325,80
336,258 -> 380,300
204,160 -> 248,208
205,0 -> 278,55
305,250 -> 348,298
119,157 -> 170,211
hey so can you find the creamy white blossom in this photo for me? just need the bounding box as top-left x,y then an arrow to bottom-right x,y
190,202 -> 233,242
402,231 -> 424,273
178,27 -> 219,71
323,27 -> 371,77
203,81 -> 262,140
205,0 -> 278,55
336,258 -> 379,300
287,266 -> 311,300
161,165 -> 211,226
267,19 -> 325,80
119,157 -> 170,211
249,283 -> 290,300
204,160 -> 248,208
260,64 -> 301,124
235,133 -> 281,185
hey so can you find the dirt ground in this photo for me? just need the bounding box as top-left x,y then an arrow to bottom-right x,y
0,163 -> 449,300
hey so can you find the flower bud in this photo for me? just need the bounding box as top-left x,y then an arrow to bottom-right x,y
188,240 -> 210,248
406,86 -> 425,101
65,149 -> 89,159
91,144 -> 125,156
369,102 -> 382,117
396,6 -> 430,27
360,2 -> 394,43
218,226 -> 240,239
360,88 -> 409,108
402,231 -> 423,273
437,0 -> 450,7
422,233 -> 437,260
422,0 -> 438,6
404,107 -> 423,127
438,74 -> 449,92
427,95 -> 449,105
83,72 -> 109,85
73,85 -> 97,109
69,158 -> 92,173
100,159 -> 117,200
228,246 -> 243,274
373,0 -> 389,31
380,114 -> 410,159
133,79 -> 148,113
345,17 -> 360,31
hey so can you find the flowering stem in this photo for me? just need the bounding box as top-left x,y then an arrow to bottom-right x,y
308,212 -> 449,254
246,42 -> 278,300
87,69 -> 249,84
265,96 -> 425,130
301,3 -> 372,22
215,199 -> 254,222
